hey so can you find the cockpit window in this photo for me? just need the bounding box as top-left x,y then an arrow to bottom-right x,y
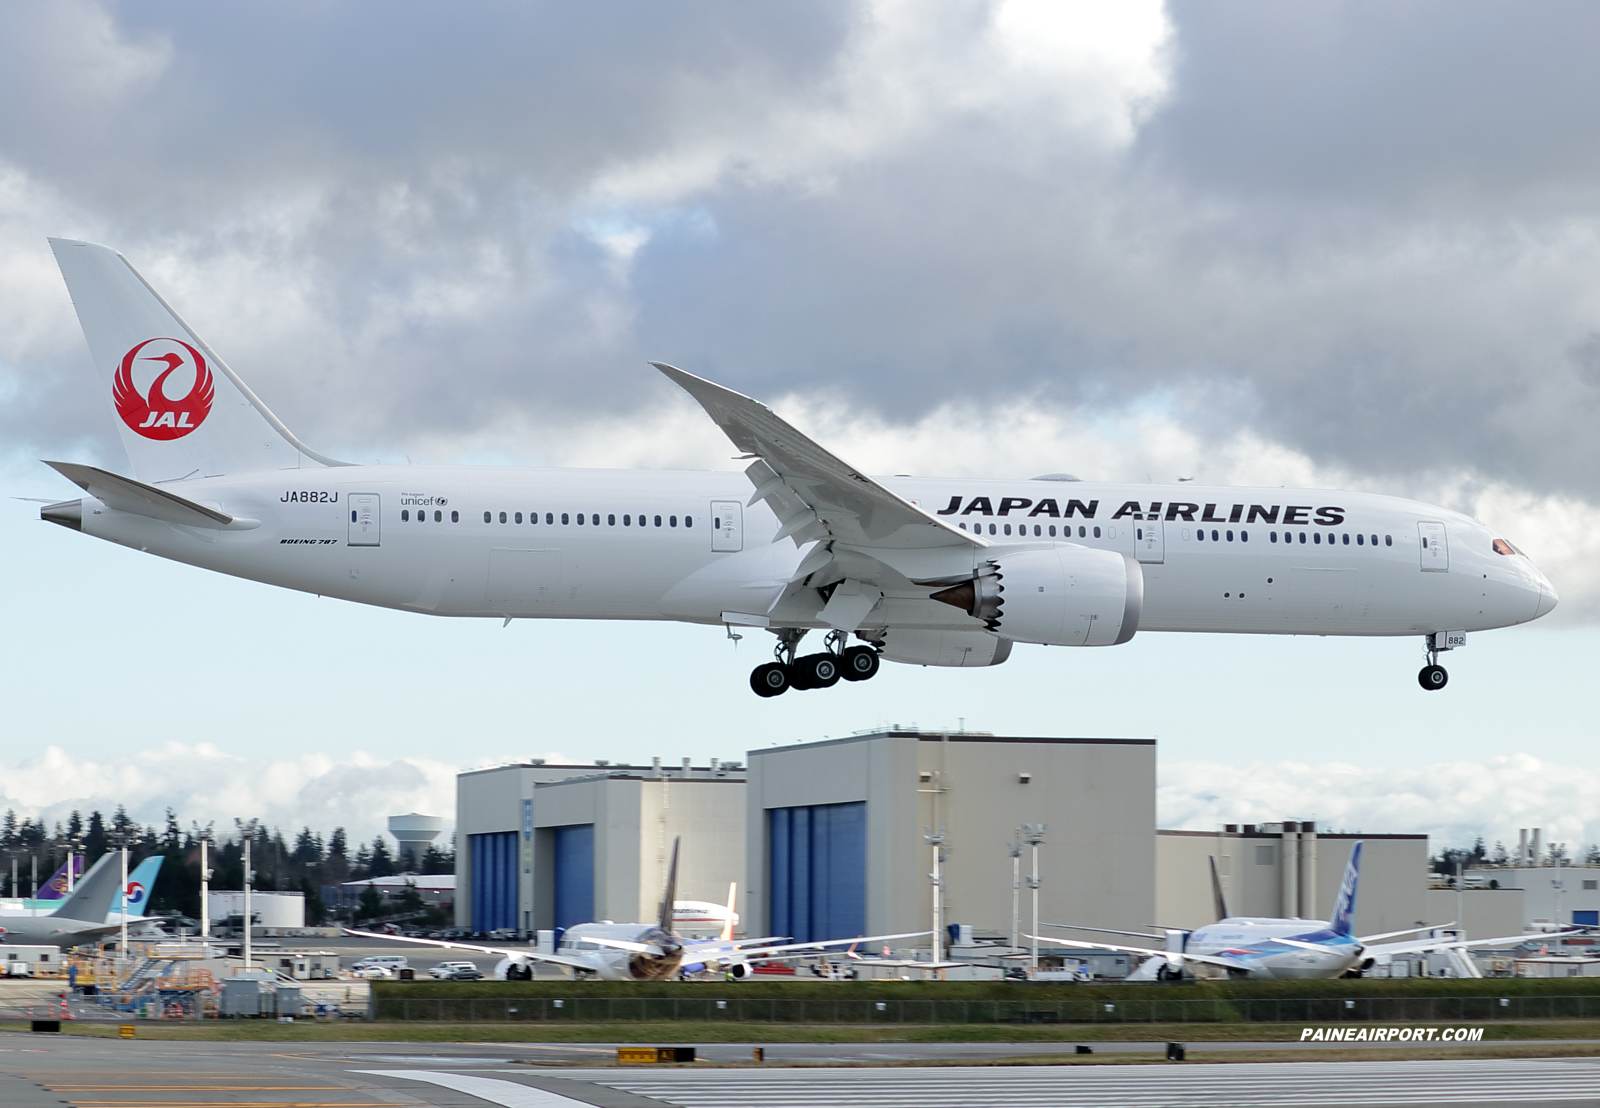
1492,539 -> 1519,556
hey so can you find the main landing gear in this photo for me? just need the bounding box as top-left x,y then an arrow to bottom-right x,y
750,629 -> 881,698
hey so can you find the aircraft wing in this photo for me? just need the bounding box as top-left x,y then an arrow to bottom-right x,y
655,363 -> 979,552
703,931 -> 933,962
1025,933 -> 1256,974
1365,929 -> 1583,958
1358,923 -> 1456,943
43,460 -> 250,529
341,928 -> 594,971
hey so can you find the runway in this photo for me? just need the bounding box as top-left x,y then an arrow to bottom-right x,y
0,1035 -> 1597,1108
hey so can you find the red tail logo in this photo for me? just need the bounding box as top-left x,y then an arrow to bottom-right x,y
114,338 -> 214,440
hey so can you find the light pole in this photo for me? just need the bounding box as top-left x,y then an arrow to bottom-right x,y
243,833 -> 253,972
1008,831 -> 1023,954
195,824 -> 213,944
924,827 -> 947,963
1022,824 -> 1047,972
106,829 -> 132,963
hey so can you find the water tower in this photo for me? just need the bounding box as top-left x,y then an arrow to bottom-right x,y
388,813 -> 446,870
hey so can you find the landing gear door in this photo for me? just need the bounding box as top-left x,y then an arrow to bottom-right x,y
711,501 -> 743,552
348,494 -> 380,546
1418,521 -> 1448,572
1134,518 -> 1164,564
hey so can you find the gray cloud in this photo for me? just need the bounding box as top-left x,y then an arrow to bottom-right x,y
4,0 -> 1600,526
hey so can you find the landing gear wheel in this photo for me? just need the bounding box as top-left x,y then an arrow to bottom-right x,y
750,662 -> 792,697
1418,664 -> 1448,691
840,645 -> 880,682
796,653 -> 841,689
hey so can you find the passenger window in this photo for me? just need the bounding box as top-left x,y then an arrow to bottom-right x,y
1314,532 -> 1321,544
1270,531 -> 1277,542
483,511 -> 491,523
1093,526 -> 1100,538
562,513 -> 569,525
434,510 -> 443,522
1371,534 -> 1378,546
1048,525 -> 1056,537
1356,533 -> 1363,545
1342,533 -> 1349,545
988,523 -> 997,535
515,512 -> 523,524
546,512 -> 554,525
1298,532 -> 1305,543
609,514 -> 616,526
1003,524 -> 1011,536
654,515 -> 662,527
401,510 -> 409,522
959,522 -> 967,531
670,515 -> 678,527
1226,530 -> 1233,542
1211,529 -> 1219,541
1385,535 -> 1392,546
1181,528 -> 1190,541
1241,530 -> 1248,542
450,511 -> 458,523
1197,529 -> 1205,542
499,511 -> 508,524
685,516 -> 692,527
624,514 -> 631,526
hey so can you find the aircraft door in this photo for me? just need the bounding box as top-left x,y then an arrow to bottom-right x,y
711,501 -> 743,552
348,494 -> 380,546
1134,518 -> 1164,564
1418,521 -> 1448,572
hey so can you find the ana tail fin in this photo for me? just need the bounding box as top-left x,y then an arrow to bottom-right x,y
720,882 -> 738,942
1329,841 -> 1363,936
48,238 -> 347,484
1209,855 -> 1230,922
657,837 -> 681,935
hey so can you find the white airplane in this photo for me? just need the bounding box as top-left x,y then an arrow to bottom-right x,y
347,841 -> 925,981
1041,844 -> 1574,980
38,240 -> 1557,695
0,852 -> 127,949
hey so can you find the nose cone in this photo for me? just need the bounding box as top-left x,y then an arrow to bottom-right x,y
1534,576 -> 1559,620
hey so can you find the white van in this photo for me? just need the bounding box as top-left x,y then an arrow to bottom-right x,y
351,954 -> 409,972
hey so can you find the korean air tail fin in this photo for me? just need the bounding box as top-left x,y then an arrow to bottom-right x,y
48,239 -> 348,484
1329,841 -> 1363,937
52,853 -> 121,923
115,856 -> 164,917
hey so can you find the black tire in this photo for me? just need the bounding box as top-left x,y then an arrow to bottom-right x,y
840,645 -> 880,682
798,653 -> 841,689
750,662 -> 791,697
1418,664 -> 1448,691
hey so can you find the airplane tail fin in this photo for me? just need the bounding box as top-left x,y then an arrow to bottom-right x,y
52,853 -> 122,923
657,837 -> 681,935
32,855 -> 83,900
1330,841 -> 1363,937
1209,855 -> 1230,922
115,856 -> 164,916
720,882 -> 738,942
47,239 -> 346,484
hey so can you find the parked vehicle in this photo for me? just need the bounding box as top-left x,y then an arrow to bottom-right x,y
349,964 -> 393,979
428,961 -> 479,980
444,967 -> 483,980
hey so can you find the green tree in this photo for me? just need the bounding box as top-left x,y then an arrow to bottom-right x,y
356,883 -> 382,921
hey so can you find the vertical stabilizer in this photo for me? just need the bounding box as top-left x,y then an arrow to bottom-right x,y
115,855 -> 164,917
657,837 -> 681,935
720,882 -> 738,942
48,238 -> 346,483
1329,841 -> 1363,937
52,853 -> 121,923
1209,855 -> 1230,922
32,855 -> 83,900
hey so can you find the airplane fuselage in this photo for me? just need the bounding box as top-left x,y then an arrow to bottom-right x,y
68,466 -> 1555,643
1186,917 -> 1363,979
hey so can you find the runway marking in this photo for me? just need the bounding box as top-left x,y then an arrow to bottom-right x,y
589,1058 -> 1600,1108
360,1070 -> 601,1108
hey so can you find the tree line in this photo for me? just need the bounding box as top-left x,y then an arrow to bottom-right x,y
0,807 -> 453,923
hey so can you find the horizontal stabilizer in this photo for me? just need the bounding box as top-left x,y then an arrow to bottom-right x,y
43,460 -> 256,530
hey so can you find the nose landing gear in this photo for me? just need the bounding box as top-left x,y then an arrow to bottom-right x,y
749,629 -> 881,697
1417,634 -> 1451,691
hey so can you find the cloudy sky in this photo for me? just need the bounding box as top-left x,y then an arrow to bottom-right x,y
3,0 -> 1598,852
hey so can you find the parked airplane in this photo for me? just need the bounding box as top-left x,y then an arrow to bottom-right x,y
347,841 -> 924,981
1,856 -> 164,924
0,852 -> 126,949
1,855 -> 84,906
1041,843 -> 1570,980
39,240 -> 1557,695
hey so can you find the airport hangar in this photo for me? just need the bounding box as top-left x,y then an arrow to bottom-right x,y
456,730 -> 1427,947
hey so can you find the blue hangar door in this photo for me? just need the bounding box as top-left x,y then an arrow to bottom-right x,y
769,802 -> 866,943
553,824 -> 595,930
470,831 -> 518,933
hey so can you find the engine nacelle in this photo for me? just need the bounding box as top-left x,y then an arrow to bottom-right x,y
878,629 -> 1013,667
932,545 -> 1142,647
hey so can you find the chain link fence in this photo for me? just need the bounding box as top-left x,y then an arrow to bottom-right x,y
377,993 -> 1600,1024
